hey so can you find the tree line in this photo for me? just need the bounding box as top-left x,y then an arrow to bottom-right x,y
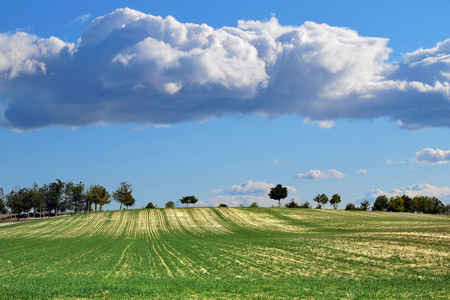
0,181 -> 135,218
369,194 -> 446,214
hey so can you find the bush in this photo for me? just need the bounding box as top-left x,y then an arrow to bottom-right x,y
249,202 -> 259,208
285,199 -> 299,208
345,203 -> 357,210
218,203 -> 228,207
165,201 -> 174,208
299,201 -> 311,209
145,202 -> 155,209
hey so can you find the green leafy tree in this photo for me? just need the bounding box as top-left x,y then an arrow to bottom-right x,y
29,183 -> 44,218
145,202 -> 155,209
330,194 -> 341,209
0,188 -> 7,214
313,194 -> 328,209
65,181 -> 86,213
42,180 -> 65,215
387,196 -> 405,212
218,203 -> 228,207
444,204 -> 450,215
345,203 -> 357,210
268,184 -> 288,206
113,182 -> 135,209
165,201 -> 174,208
402,195 -> 414,212
373,195 -> 388,211
249,202 -> 259,208
6,187 -> 36,217
5,188 -> 22,216
360,200 -> 371,211
87,184 -> 110,212
180,195 -> 198,208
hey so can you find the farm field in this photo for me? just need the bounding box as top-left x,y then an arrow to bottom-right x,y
0,208 -> 449,299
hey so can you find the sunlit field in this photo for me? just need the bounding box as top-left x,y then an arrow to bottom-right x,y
0,208 -> 448,299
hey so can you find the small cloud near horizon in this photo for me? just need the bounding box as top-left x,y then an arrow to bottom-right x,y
295,169 -> 347,180
357,183 -> 450,204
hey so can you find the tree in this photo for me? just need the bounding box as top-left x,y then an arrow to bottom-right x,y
387,196 -> 405,212
249,202 -> 259,208
373,195 -> 388,211
113,182 -> 135,209
29,183 -> 44,218
268,184 -> 288,206
65,181 -> 86,213
179,195 -> 198,208
345,203 -> 357,210
330,194 -> 341,209
360,200 -> 371,211
6,187 -> 35,217
165,201 -> 174,208
313,194 -> 328,209
87,184 -> 110,212
42,180 -> 65,216
145,202 -> 155,209
444,204 -> 450,215
0,188 -> 7,214
218,203 -> 228,207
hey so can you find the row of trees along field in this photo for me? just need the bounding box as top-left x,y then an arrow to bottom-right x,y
0,181 -> 135,218
370,194 -> 446,214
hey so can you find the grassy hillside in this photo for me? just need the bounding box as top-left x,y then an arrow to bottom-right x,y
0,208 -> 449,299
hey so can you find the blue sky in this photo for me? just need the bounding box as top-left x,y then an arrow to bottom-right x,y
1,0 -> 450,209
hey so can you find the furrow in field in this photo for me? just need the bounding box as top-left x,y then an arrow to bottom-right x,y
151,242 -> 173,278
215,208 -> 302,233
172,209 -> 205,235
164,208 -> 187,236
105,242 -> 133,278
192,208 -> 233,234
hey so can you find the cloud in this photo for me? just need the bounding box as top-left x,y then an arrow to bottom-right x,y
415,148 -> 450,164
358,183 -> 450,203
74,13 -> 92,24
303,118 -> 335,129
200,180 -> 298,207
385,159 -> 405,165
295,169 -> 347,179
1,8 -> 450,130
356,169 -> 368,174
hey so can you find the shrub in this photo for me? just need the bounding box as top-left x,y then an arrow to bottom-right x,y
299,201 -> 311,208
345,203 -> 357,210
165,201 -> 174,208
145,202 -> 155,209
249,202 -> 259,208
218,203 -> 228,207
285,199 -> 299,208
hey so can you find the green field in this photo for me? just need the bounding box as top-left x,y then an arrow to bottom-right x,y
0,208 -> 449,299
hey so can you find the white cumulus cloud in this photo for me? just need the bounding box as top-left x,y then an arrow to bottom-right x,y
1,8 -> 450,130
295,169 -> 347,179
415,148 -> 450,164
